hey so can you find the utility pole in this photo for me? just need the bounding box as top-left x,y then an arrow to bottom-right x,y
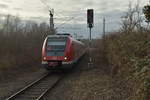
103,18 -> 105,40
49,9 -> 54,30
40,0 -> 55,32
74,33 -> 77,39
102,17 -> 106,61
89,28 -> 92,47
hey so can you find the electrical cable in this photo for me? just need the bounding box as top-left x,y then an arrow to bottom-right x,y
39,0 -> 81,30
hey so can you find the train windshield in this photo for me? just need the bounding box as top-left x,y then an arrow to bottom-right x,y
46,37 -> 67,56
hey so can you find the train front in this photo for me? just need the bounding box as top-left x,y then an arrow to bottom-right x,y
42,35 -> 72,70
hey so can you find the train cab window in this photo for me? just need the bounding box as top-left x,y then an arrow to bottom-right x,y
46,37 -> 67,56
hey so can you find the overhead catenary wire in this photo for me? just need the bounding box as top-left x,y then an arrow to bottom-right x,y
40,0 -> 72,20
39,0 -> 78,29
39,0 -> 85,32
40,0 -> 52,11
40,0 -> 64,19
55,17 -> 75,29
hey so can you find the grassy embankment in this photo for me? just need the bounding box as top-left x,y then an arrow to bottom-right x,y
99,31 -> 150,100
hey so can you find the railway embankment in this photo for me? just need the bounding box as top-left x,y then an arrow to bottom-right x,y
99,31 -> 150,100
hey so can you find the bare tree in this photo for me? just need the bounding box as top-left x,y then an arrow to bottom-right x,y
121,1 -> 143,33
2,15 -> 23,36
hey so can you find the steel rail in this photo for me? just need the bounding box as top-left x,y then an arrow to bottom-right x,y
5,72 -> 63,100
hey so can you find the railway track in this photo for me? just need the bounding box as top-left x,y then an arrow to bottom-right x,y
6,72 -> 64,100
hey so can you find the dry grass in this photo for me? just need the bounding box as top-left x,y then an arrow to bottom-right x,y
98,31 -> 150,100
44,54 -> 129,100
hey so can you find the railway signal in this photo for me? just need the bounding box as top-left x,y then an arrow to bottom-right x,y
87,9 -> 94,67
87,9 -> 94,28
87,9 -> 94,41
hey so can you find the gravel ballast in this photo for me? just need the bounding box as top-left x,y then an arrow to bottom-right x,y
0,68 -> 47,99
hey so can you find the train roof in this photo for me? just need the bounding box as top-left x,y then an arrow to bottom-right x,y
47,34 -> 84,45
47,34 -> 72,38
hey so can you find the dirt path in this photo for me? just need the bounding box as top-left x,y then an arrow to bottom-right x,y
44,52 -> 129,100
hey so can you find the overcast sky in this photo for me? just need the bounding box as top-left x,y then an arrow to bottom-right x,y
0,0 -> 149,38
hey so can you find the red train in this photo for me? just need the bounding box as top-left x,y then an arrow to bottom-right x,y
42,34 -> 86,70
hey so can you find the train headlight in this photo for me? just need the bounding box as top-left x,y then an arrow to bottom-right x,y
64,57 -> 67,60
43,57 -> 46,60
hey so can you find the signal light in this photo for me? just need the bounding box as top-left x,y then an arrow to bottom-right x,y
87,9 -> 94,28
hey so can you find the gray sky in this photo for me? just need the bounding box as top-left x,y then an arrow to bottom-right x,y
0,0 -> 149,38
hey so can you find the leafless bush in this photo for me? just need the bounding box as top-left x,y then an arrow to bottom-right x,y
120,1 -> 144,33
0,15 -> 54,74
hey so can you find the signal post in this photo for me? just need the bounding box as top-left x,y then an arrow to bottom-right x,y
87,9 -> 94,66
